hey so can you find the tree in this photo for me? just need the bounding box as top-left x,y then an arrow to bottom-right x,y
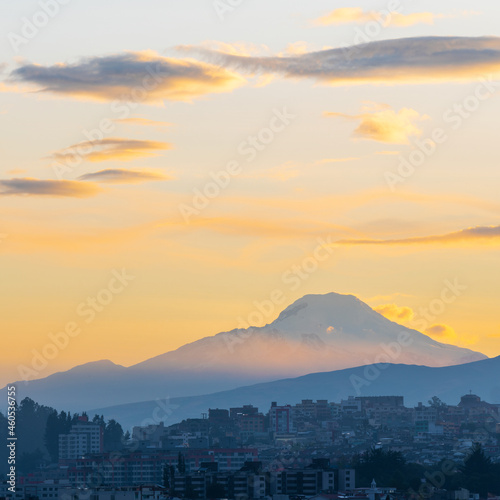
428,396 -> 447,408
177,452 -> 186,474
459,443 -> 494,497
44,411 -> 60,462
93,414 -> 105,427
104,419 -> 124,451
18,449 -> 45,475
353,448 -> 421,489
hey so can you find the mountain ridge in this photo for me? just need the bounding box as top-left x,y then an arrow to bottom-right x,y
1,292 -> 487,412
89,355 -> 500,430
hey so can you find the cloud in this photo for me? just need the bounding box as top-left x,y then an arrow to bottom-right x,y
375,306 -> 478,346
113,117 -> 172,127
178,36 -> 500,85
313,8 -> 453,27
313,8 -> 481,27
335,225 -> 500,247
375,150 -> 400,156
50,137 -> 171,163
0,178 -> 100,197
78,169 -> 171,184
375,303 -> 415,322
424,323 -> 478,346
326,104 -> 428,144
8,50 -> 245,103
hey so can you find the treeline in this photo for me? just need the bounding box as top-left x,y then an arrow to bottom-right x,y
0,397 -> 128,475
353,445 -> 500,497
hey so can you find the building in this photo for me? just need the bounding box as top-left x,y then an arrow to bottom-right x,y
293,399 -> 332,421
0,480 -> 68,500
58,485 -> 165,499
173,469 -> 266,499
338,468 -> 356,491
60,448 -> 259,487
414,402 -> 438,424
131,422 -> 166,446
239,413 -> 266,434
230,405 -> 259,419
270,402 -> 292,434
270,468 -> 335,496
341,397 -> 362,414
208,408 -> 230,425
59,417 -> 103,460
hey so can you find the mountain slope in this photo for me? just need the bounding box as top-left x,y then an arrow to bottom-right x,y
132,293 -> 485,376
1,292 -> 486,412
91,356 -> 500,430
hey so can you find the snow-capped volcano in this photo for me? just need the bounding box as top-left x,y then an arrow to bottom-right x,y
133,292 -> 485,376
2,292 -> 486,411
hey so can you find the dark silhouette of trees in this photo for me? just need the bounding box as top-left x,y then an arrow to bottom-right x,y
458,443 -> 500,496
177,451 -> 186,474
0,397 -> 127,472
104,419 -> 124,451
353,448 -> 424,490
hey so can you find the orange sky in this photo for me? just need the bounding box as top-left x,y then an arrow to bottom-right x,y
1,0 -> 500,387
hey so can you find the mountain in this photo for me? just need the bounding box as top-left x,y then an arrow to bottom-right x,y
132,292 -> 485,376
1,293 -> 486,412
91,356 -> 500,430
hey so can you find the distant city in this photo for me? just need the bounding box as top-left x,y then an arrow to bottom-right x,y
1,392 -> 499,499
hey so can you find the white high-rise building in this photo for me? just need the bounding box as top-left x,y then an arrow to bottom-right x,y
59,417 -> 103,460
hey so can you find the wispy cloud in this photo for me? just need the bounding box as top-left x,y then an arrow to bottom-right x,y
78,168 -> 171,184
0,178 -> 100,197
113,117 -> 172,127
8,51 -> 245,103
335,225 -> 500,247
50,137 -> 171,163
325,103 -> 428,144
178,36 -> 500,85
313,8 -> 478,28
375,150 -> 400,156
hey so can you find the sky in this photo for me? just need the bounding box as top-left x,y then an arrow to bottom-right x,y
1,0 -> 500,387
